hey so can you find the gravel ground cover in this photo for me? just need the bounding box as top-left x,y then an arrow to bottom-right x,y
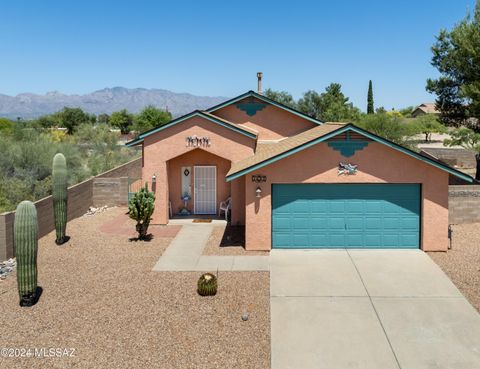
203,225 -> 269,256
428,223 -> 480,312
0,208 -> 270,369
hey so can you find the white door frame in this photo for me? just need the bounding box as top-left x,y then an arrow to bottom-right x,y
193,166 -> 217,215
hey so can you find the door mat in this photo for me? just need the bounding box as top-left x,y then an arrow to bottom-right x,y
193,219 -> 212,223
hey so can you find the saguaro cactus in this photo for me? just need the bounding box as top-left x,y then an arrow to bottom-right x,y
52,153 -> 68,245
14,201 -> 39,307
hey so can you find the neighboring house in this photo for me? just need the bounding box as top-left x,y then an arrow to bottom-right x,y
127,90 -> 473,252
420,148 -> 477,182
411,103 -> 440,117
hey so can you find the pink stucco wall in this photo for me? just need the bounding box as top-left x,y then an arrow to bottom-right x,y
142,115 -> 255,224
244,141 -> 449,252
213,99 -> 317,140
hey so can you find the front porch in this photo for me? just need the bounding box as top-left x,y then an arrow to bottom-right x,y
166,149 -> 244,223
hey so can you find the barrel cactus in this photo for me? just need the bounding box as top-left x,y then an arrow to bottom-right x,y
197,273 -> 217,296
128,183 -> 155,240
14,201 -> 39,307
52,153 -> 68,245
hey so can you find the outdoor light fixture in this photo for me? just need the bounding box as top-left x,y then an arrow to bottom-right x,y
255,187 -> 262,198
252,175 -> 267,183
152,174 -> 157,183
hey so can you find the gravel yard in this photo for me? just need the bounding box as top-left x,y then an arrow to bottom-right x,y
203,225 -> 269,256
428,223 -> 480,312
0,208 -> 270,369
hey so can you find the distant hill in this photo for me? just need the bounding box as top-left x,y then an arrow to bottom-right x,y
0,87 -> 228,119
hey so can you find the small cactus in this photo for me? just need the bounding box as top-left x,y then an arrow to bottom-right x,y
197,273 -> 217,296
52,153 -> 68,245
14,201 -> 39,307
128,183 -> 155,240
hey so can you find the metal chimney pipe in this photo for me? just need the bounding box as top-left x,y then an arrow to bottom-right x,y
257,72 -> 263,94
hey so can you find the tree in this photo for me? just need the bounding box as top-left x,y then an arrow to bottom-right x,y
97,113 -> 110,125
444,127 -> 480,180
134,105 -> 172,133
110,109 -> 133,134
297,84 -> 361,122
426,2 -> 480,127
33,114 -> 59,129
57,107 -> 92,134
297,90 -> 322,118
367,80 -> 374,114
357,113 -> 415,145
414,114 -> 447,142
263,88 -> 297,108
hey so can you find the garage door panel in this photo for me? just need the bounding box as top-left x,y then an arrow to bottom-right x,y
329,217 -> 345,229
345,201 -> 364,213
293,217 -> 310,229
273,217 -> 291,230
310,217 -> 328,229
346,217 -> 363,230
329,201 -> 345,213
346,233 -> 363,247
272,184 -> 420,249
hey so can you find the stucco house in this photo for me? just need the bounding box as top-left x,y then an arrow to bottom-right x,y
127,90 -> 473,252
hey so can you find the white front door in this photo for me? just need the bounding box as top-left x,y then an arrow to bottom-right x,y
194,166 -> 216,214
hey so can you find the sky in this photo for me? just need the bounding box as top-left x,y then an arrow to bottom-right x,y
0,0 -> 476,111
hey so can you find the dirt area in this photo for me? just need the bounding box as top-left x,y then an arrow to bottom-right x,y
0,208 -> 270,369
203,225 -> 269,256
428,223 -> 480,312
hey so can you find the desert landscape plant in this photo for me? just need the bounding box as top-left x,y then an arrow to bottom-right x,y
128,183 -> 155,240
14,201 -> 39,307
52,153 -> 68,244
197,273 -> 217,296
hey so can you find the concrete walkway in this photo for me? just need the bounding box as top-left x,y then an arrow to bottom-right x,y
270,249 -> 480,369
152,222 -> 269,272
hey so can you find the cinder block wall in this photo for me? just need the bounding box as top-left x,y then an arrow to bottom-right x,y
93,177 -> 129,207
0,157 -> 141,260
449,185 -> 480,224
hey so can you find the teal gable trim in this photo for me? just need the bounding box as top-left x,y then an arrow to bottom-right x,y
327,131 -> 369,157
207,91 -> 324,125
125,137 -> 144,147
226,124 -> 474,183
130,111 -> 257,143
235,102 -> 267,116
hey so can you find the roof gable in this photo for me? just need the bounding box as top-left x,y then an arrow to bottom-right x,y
125,110 -> 257,146
206,90 -> 324,125
226,124 -> 474,183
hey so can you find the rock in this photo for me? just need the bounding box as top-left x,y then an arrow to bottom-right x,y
241,313 -> 249,321
0,258 -> 16,280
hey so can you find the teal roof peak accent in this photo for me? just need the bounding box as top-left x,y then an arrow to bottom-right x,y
207,90 -> 324,125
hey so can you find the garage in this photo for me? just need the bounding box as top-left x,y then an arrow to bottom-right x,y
272,183 -> 421,249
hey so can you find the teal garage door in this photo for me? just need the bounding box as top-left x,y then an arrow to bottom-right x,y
272,184 -> 420,249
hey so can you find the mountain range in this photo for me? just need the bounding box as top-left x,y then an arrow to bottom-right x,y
0,87 -> 228,120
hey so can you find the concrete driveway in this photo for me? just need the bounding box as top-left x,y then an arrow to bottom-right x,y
270,249 -> 480,369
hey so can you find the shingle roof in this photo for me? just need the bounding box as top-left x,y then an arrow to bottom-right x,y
415,103 -> 439,114
226,123 -> 474,183
227,123 -> 345,177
